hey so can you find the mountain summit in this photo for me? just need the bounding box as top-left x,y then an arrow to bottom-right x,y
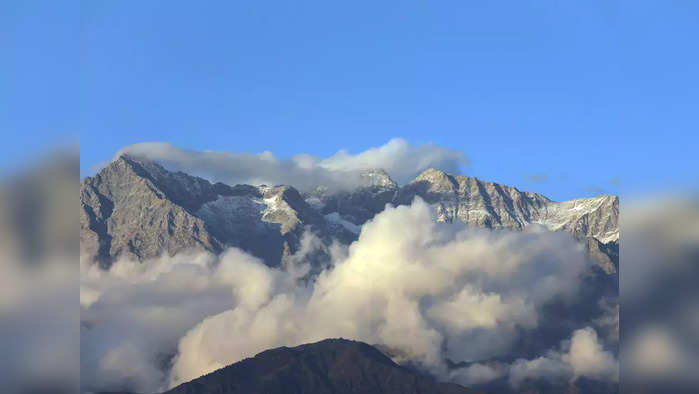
101,339 -> 482,394
80,155 -> 354,268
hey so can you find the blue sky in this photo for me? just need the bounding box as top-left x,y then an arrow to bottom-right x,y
3,1 -> 698,201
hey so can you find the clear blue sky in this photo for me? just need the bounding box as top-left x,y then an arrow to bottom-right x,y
3,1 -> 698,201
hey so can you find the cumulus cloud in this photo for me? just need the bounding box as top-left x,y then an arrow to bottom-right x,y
509,353 -> 571,388
449,362 -> 508,386
566,327 -> 618,380
508,326 -> 618,388
79,240 -> 317,393
81,250 -> 254,392
112,138 -> 468,191
80,198 -> 612,393
167,198 -> 593,387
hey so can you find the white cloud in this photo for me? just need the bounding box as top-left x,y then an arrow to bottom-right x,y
80,251 -> 239,393
509,354 -> 571,388
428,286 -> 537,332
167,198 -> 591,387
113,138 -> 467,191
80,198 -> 607,393
566,326 -> 618,381
508,326 -> 618,388
450,362 -> 508,386
319,138 -> 467,184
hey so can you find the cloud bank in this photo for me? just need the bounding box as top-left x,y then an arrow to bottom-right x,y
113,138 -> 468,191
81,198 -> 615,393
169,199 -> 593,386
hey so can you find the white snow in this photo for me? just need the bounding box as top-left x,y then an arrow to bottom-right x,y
196,195 -> 265,222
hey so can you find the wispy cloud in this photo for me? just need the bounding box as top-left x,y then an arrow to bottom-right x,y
585,186 -> 607,195
113,138 -> 469,192
527,174 -> 549,183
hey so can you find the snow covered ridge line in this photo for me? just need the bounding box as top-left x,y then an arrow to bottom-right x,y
529,195 -> 619,242
80,156 -> 618,272
537,195 -> 619,244
308,166 -> 618,273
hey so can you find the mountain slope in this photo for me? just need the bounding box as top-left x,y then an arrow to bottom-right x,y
80,155 -> 222,268
80,156 -> 354,268
101,339 -> 482,394
310,168 -> 619,273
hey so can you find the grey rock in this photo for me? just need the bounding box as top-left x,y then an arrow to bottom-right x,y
396,168 -> 552,230
80,156 -> 354,268
80,156 -> 222,268
316,168 -> 619,272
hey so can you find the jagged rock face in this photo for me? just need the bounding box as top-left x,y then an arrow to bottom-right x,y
80,156 -> 354,268
393,169 -> 619,272
80,157 -> 222,268
81,158 -> 619,273
397,168 -> 552,230
307,168 -> 619,273
308,169 -> 399,225
105,339 -> 482,394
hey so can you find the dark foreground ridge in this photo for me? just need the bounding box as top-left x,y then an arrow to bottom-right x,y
100,338 -> 483,394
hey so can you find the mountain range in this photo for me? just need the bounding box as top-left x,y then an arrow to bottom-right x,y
81,155 -> 618,273
81,155 -> 619,394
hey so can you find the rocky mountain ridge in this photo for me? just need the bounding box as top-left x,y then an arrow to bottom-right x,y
80,156 -> 355,268
308,167 -> 618,273
80,156 -> 618,272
